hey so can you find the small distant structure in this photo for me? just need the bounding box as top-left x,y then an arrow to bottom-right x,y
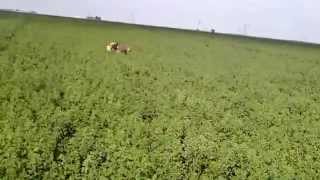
211,29 -> 215,34
86,16 -> 102,21
0,9 -> 16,12
196,20 -> 201,31
4,9 -> 38,14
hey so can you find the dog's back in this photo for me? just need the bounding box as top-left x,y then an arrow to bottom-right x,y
117,44 -> 131,54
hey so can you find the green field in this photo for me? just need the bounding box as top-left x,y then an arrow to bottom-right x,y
1,11 -> 320,179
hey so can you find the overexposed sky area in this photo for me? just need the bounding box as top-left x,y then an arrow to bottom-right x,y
1,0 -> 320,43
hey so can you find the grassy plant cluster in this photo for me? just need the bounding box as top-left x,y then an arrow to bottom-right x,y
1,12 -> 320,179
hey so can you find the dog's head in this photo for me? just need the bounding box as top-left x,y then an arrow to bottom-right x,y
106,45 -> 112,52
110,41 -> 118,49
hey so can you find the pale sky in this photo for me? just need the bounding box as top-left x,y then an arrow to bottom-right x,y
1,0 -> 320,44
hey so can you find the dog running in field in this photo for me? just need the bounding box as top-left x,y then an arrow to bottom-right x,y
106,41 -> 131,54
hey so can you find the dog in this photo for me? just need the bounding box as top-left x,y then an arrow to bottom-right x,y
106,41 -> 131,54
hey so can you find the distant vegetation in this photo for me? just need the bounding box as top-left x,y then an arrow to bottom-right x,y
1,11 -> 320,179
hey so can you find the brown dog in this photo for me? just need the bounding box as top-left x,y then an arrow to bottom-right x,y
106,41 -> 131,54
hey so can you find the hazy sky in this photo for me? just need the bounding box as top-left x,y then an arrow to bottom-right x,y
1,0 -> 320,43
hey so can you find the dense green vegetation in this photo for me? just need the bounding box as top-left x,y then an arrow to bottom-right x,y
1,11 -> 320,179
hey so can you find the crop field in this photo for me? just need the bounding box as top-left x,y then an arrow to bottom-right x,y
1,11 -> 320,179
